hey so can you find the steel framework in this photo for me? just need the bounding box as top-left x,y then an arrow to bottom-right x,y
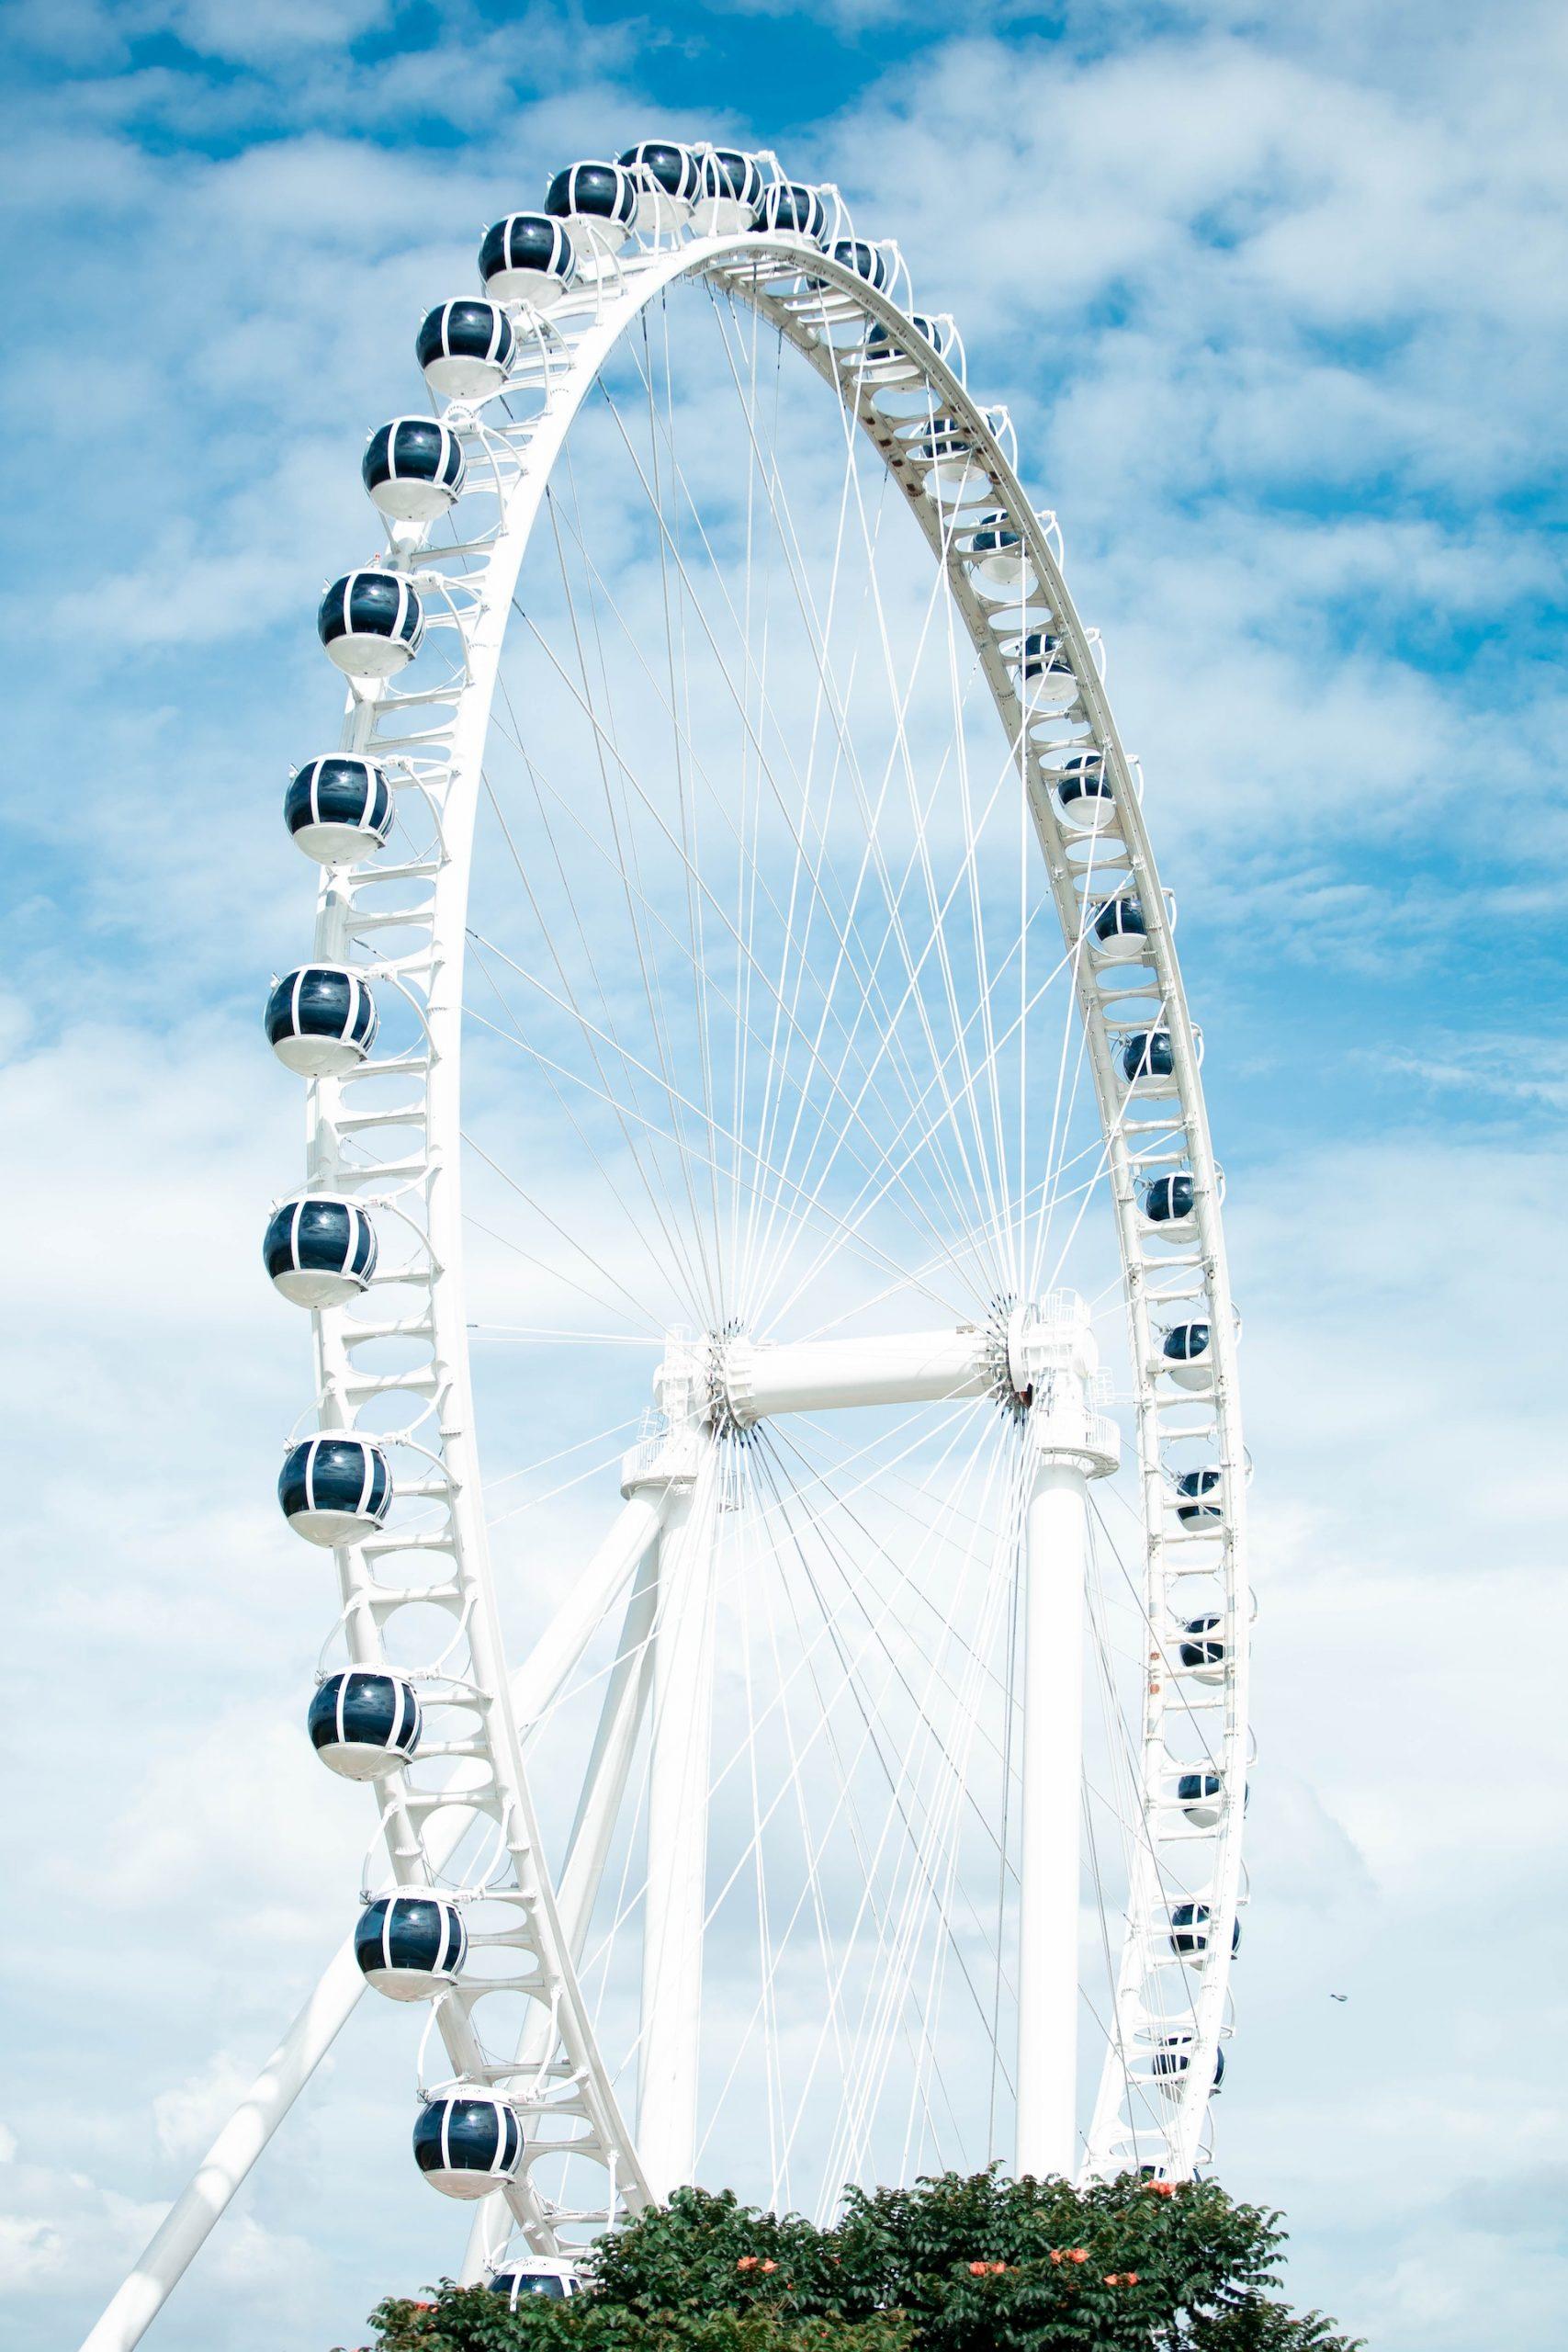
83,172 -> 1247,2352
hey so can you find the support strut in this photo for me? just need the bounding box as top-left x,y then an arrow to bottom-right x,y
1010,1300 -> 1120,2180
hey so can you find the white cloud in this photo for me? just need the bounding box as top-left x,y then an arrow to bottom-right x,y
152,2055 -> 276,2163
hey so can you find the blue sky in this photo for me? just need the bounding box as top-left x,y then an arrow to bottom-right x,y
5,2 -> 1566,2347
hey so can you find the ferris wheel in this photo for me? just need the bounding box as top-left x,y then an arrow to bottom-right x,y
84,139 -> 1248,2349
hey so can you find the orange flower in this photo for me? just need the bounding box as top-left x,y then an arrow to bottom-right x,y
1049,2249 -> 1065,2266
761,2259 -> 778,2274
1068,2248 -> 1089,2265
968,2260 -> 988,2276
738,2256 -> 758,2271
1126,2272 -> 1140,2285
990,2262 -> 1007,2275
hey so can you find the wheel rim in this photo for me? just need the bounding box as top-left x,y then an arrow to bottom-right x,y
294,213 -> 1247,2263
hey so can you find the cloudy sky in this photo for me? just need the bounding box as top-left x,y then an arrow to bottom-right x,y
5,2 -> 1566,2347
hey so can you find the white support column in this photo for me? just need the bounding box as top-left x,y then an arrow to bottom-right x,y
511,1493 -> 664,1735
1016,1458 -> 1089,2179
1010,1299 -> 1120,2182
637,1432 -> 722,2199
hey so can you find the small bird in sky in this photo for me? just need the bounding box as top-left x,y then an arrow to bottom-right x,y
1329,1993 -> 1348,2003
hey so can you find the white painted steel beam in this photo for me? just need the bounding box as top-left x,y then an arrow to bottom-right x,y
1014,1458 -> 1089,2180
1010,1300 -> 1120,2182
721,1326 -> 994,1423
636,1440 -> 722,2199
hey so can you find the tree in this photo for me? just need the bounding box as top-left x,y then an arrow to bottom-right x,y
357,2284 -> 909,2352
347,2170 -> 1360,2352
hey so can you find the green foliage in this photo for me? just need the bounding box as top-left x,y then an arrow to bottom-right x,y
1185,2297 -> 1362,2351
348,2170 -> 1360,2352
355,2281 -> 908,2352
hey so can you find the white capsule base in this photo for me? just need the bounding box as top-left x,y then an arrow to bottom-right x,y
1166,1357 -> 1214,1393
1142,1217 -> 1199,1249
423,2163 -> 519,2202
923,454 -> 981,500
1179,1795 -> 1224,1829
368,478 -> 460,524
423,356 -> 509,401
269,1034 -> 370,1079
270,1266 -> 369,1310
631,189 -> 692,234
566,215 -> 631,255
489,267 -> 570,308
1057,787 -> 1117,832
292,820 -> 388,865
1093,931 -> 1149,964
1022,672 -> 1079,713
288,1505 -> 383,1547
689,197 -> 753,236
315,1738 -> 407,1781
363,1963 -> 457,2002
325,631 -> 416,682
973,552 -> 1037,599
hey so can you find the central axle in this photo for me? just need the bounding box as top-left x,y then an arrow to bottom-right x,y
620,1297 -> 1121,1498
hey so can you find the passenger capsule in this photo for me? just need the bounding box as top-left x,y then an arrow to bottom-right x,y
286,755 -> 393,865
690,148 -> 765,235
317,570 -> 423,680
1152,2034 -> 1225,2095
1093,896 -> 1148,960
617,140 -> 702,232
263,1193 -> 378,1308
363,418 -> 465,522
355,1892 -> 467,1999
1177,1769 -> 1224,1828
913,416 -> 980,503
1142,1172 -> 1197,1244
1162,1320 -> 1213,1391
1119,1029 -> 1178,1094
308,1668 -> 421,1779
967,509 -> 1033,597
490,2259 -> 584,2304
830,238 -> 891,291
479,212 -> 575,308
413,2088 -> 525,2199
1055,752 -> 1114,828
864,311 -> 953,368
911,414 -> 967,459
1017,628 -> 1070,684
1176,1471 -> 1225,1532
264,964 -> 378,1078
416,299 -> 516,400
752,181 -> 829,244
278,1431 -> 392,1545
1168,1899 -> 1241,1962
544,161 -> 637,254
1179,1612 -> 1227,1678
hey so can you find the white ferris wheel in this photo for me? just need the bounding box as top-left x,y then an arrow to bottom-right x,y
85,139 -> 1248,2348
